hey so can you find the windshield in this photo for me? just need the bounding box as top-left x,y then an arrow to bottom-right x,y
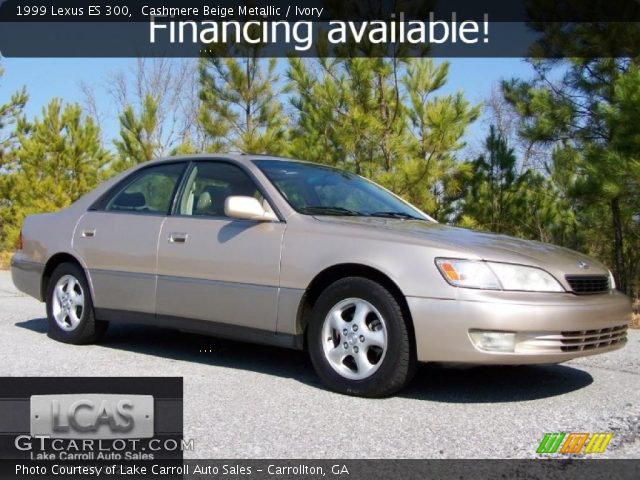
254,160 -> 431,221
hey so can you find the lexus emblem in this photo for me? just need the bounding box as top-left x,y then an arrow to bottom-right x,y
577,260 -> 590,269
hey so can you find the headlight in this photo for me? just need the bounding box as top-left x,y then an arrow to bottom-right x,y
488,262 -> 564,292
434,259 -> 501,290
608,270 -> 616,290
435,258 -> 564,292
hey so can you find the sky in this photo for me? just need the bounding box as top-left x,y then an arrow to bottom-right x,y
0,57 -> 535,153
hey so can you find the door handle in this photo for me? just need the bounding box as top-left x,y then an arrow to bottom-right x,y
81,229 -> 95,238
169,232 -> 188,244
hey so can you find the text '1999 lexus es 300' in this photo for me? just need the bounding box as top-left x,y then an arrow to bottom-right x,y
11,155 -> 631,397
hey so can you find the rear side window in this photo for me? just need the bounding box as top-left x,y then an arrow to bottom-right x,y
95,163 -> 186,215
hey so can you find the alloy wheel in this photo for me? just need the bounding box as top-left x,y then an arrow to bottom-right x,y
51,274 -> 85,331
321,297 -> 388,380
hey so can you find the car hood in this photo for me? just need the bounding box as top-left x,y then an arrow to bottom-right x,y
314,216 -> 610,276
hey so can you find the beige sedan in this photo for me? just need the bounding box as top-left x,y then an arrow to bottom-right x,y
11,155 -> 631,396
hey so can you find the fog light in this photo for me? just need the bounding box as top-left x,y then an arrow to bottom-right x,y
469,331 -> 516,352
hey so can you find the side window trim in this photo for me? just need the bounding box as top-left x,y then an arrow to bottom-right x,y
170,159 -> 285,222
89,161 -> 188,215
170,161 -> 197,216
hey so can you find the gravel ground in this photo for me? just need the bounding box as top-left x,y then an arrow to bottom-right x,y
0,271 -> 638,459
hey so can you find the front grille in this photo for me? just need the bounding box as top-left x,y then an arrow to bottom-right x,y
515,324 -> 628,354
565,275 -> 610,294
560,325 -> 628,352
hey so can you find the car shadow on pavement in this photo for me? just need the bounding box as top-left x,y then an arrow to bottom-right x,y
16,318 -> 324,389
17,318 -> 593,402
402,362 -> 593,403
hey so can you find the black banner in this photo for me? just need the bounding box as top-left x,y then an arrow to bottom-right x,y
0,459 -> 639,480
0,0 -> 638,57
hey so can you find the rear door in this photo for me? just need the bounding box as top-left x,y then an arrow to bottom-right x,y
73,162 -> 186,315
155,161 -> 285,332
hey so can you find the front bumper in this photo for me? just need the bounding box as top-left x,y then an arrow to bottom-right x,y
408,290 -> 631,364
11,253 -> 44,301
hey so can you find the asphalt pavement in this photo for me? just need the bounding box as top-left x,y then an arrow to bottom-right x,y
0,271 -> 638,459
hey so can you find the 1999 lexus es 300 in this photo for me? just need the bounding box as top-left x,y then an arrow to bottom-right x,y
11,155 -> 632,397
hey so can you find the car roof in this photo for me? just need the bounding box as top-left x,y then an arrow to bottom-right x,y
148,153 -> 309,166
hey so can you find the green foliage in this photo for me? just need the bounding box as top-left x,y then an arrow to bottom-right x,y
288,57 -> 409,174
0,65 -> 28,164
0,65 -> 28,254
169,135 -> 198,156
397,60 -> 480,219
0,99 -> 110,251
112,94 -> 161,174
198,56 -> 288,153
459,126 -> 520,233
287,57 -> 350,166
458,126 -> 574,243
287,58 -> 479,219
504,52 -> 640,295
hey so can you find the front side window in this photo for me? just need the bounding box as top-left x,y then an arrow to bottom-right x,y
177,162 -> 267,218
102,163 -> 185,215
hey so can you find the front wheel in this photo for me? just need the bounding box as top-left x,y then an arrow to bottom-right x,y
308,277 -> 416,397
46,262 -> 108,344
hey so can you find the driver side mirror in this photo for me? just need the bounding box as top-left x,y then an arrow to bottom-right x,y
224,196 -> 278,222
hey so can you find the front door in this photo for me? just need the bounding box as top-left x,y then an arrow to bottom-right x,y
156,161 -> 285,332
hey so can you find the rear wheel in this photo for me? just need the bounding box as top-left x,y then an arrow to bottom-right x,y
308,277 -> 416,397
46,262 -> 108,344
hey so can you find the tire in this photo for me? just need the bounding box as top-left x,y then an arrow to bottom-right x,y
308,277 -> 416,397
46,262 -> 108,344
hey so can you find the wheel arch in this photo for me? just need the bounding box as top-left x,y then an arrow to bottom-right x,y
297,263 -> 416,351
41,252 -> 88,301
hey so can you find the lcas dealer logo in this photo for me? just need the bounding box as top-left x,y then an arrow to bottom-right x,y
29,394 -> 154,439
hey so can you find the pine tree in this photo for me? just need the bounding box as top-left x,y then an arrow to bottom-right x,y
287,57 -> 354,167
458,126 -> 572,242
112,94 -> 161,174
460,126 -> 520,233
198,55 -> 288,153
504,54 -> 640,295
289,57 -> 408,177
288,58 -> 478,218
0,65 -> 28,164
0,65 -> 28,261
396,59 -> 479,220
0,99 -> 110,250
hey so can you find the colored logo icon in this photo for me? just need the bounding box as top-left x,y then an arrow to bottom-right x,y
536,432 -> 613,454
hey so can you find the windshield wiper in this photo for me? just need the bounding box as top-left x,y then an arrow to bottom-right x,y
367,211 -> 427,221
300,206 -> 426,220
300,206 -> 363,216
